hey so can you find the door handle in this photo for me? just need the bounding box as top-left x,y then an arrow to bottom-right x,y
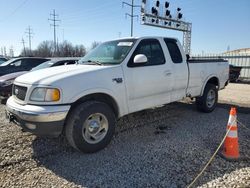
164,70 -> 172,76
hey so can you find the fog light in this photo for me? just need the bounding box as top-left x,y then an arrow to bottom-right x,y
26,123 -> 36,130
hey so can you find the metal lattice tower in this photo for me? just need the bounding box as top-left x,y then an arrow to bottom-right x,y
183,23 -> 192,54
140,0 -> 192,54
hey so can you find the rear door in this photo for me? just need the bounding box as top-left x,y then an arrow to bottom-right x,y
164,38 -> 188,101
123,38 -> 173,113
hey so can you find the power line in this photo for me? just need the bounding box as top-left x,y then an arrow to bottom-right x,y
48,9 -> 61,55
0,0 -> 29,22
25,26 -> 34,53
122,0 -> 140,37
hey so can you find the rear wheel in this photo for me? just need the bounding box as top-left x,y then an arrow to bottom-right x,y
65,101 -> 116,153
196,83 -> 218,113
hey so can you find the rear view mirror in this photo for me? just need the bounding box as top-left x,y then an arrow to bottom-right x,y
134,54 -> 148,64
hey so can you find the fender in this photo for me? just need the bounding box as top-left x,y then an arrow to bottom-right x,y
69,87 -> 128,117
200,74 -> 219,96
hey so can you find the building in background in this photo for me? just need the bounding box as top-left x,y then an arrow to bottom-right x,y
223,48 -> 250,55
193,48 -> 250,80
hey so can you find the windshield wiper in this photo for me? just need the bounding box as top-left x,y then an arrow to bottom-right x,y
85,60 -> 103,65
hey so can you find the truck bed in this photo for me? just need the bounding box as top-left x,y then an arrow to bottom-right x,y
187,58 -> 229,97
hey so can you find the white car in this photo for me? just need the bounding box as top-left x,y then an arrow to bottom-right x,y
6,37 -> 229,153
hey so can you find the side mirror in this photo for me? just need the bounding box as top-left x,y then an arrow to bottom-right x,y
134,54 -> 148,64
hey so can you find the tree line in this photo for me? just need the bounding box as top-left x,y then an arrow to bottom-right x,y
21,40 -> 101,57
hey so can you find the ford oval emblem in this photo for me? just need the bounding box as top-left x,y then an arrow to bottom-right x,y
15,88 -> 19,95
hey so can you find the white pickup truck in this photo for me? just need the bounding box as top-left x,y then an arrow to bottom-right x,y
6,37 -> 229,153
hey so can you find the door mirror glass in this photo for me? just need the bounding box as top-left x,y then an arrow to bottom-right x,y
134,54 -> 148,64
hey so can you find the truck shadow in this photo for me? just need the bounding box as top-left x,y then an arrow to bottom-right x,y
217,102 -> 250,114
233,80 -> 250,85
31,102 -> 250,187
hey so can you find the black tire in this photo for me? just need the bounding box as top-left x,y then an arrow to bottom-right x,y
65,101 -> 116,153
196,83 -> 218,113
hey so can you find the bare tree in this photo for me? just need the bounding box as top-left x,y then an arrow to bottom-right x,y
20,40 -> 86,57
90,41 -> 101,50
73,44 -> 86,57
34,40 -> 54,57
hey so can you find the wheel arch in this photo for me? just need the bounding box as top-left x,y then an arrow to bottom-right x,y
69,92 -> 120,118
201,76 -> 219,96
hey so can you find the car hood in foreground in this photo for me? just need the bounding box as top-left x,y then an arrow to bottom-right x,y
0,71 -> 28,82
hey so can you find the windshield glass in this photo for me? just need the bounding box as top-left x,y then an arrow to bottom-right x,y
79,39 -> 136,65
0,58 -> 17,66
31,60 -> 54,71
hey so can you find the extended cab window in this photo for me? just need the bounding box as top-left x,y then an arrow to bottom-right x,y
128,39 -> 165,67
164,39 -> 183,63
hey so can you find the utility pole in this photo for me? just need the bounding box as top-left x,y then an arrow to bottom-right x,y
9,46 -> 14,57
123,0 -> 140,37
21,38 -> 26,56
4,47 -> 7,57
25,26 -> 34,54
62,29 -> 64,42
49,9 -> 61,55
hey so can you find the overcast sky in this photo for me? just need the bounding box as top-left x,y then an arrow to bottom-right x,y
0,0 -> 249,56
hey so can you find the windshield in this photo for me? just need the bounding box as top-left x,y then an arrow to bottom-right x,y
32,60 -> 54,71
79,39 -> 136,65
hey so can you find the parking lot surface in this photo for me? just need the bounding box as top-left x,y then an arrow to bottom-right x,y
0,84 -> 249,188
219,83 -> 250,107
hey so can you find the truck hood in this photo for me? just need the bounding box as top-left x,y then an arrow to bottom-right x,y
15,64 -> 110,85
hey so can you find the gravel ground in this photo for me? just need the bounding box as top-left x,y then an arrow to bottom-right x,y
0,88 -> 250,187
219,83 -> 250,107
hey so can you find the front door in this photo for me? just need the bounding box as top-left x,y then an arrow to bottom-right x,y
123,39 -> 173,113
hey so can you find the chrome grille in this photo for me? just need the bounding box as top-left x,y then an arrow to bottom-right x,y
13,85 -> 27,101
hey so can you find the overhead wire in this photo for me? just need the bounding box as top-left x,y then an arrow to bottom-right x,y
0,0 -> 29,22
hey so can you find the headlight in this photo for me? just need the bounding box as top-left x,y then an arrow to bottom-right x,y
30,88 -> 60,102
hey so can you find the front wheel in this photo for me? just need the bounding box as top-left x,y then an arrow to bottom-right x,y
196,83 -> 218,113
65,101 -> 116,153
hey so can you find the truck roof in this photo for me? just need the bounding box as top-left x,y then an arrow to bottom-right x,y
111,36 -> 178,41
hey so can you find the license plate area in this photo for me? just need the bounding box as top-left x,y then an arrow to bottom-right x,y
5,111 -> 20,125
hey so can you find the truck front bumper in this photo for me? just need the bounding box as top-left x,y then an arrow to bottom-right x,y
6,96 -> 70,137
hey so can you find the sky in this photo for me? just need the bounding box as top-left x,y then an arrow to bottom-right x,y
0,0 -> 249,56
